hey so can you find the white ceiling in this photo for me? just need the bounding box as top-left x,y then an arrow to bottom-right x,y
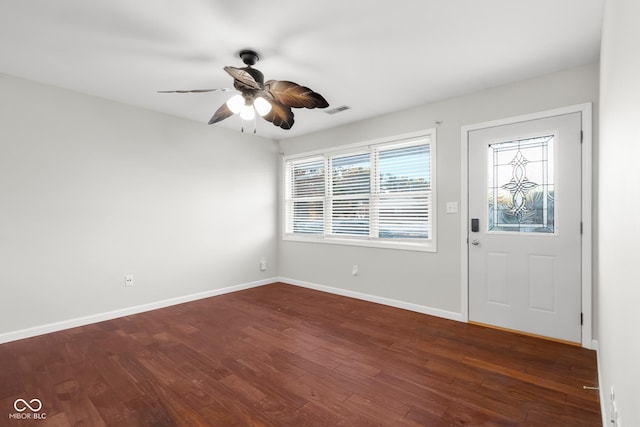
0,1 -> 603,140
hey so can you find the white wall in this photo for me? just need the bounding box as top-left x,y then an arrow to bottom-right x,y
279,63 -> 598,318
0,74 -> 279,337
598,0 -> 640,425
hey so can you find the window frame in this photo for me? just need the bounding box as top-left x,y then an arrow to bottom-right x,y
283,130 -> 437,252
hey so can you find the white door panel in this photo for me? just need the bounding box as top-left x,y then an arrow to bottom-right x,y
468,112 -> 582,343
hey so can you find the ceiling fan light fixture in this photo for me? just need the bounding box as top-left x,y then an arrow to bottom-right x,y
254,97 -> 272,117
240,104 -> 256,121
226,94 -> 245,114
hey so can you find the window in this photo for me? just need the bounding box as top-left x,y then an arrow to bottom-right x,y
284,131 -> 436,251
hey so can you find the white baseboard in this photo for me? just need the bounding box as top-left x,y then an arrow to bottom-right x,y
0,277 -> 277,345
278,277 -> 465,322
1,277 -> 466,344
592,340 -> 608,427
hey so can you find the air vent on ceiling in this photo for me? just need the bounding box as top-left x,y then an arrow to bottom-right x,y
324,105 -> 351,115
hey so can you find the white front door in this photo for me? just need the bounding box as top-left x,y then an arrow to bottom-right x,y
468,112 -> 583,343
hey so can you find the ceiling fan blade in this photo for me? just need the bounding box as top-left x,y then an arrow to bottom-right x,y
264,80 -> 329,109
223,66 -> 262,90
157,89 -> 233,93
208,103 -> 234,125
261,99 -> 294,129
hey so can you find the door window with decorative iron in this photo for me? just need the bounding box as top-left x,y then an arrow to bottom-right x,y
487,135 -> 555,233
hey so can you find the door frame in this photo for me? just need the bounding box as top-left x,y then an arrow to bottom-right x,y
460,103 -> 593,349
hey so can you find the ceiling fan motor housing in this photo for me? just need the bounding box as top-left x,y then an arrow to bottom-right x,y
240,66 -> 264,88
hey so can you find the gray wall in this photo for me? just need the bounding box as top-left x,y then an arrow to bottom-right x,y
0,74 -> 279,335
1,63 -> 600,344
598,0 -> 640,424
278,63 -> 599,317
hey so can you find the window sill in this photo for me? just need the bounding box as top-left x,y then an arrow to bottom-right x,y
282,234 -> 437,253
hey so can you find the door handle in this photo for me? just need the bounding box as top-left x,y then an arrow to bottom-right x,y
471,239 -> 480,246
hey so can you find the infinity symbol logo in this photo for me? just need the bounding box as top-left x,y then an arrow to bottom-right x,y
14,398 -> 43,412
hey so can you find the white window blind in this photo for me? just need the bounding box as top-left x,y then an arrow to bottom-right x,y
285,157 -> 325,235
330,152 -> 370,236
284,132 -> 435,251
375,143 -> 431,239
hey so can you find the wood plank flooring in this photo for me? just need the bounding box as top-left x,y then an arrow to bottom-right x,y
0,283 -> 601,426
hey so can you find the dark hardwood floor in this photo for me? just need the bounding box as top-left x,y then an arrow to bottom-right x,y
0,283 -> 601,426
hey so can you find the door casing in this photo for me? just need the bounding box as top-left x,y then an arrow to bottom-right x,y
460,103 -> 593,349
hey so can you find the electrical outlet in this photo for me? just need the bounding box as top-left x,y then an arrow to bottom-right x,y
125,275 -> 133,287
609,386 -> 619,427
260,258 -> 267,271
446,202 -> 459,214
352,265 -> 359,276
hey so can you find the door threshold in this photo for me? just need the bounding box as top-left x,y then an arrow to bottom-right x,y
468,321 -> 581,347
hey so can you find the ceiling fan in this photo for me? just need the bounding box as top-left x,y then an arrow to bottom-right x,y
159,49 -> 329,131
